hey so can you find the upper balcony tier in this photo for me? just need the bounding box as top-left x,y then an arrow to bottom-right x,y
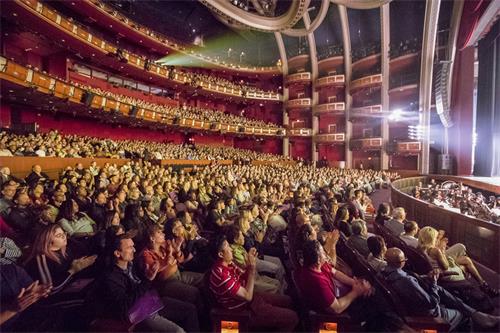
313,102 -> 345,115
6,0 -> 281,102
350,74 -> 382,93
286,98 -> 312,110
314,133 -> 346,144
315,75 -> 345,89
0,56 -> 284,137
63,0 -> 280,75
285,72 -> 311,87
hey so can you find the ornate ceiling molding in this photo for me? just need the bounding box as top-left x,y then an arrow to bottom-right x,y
199,0 -> 311,32
331,0 -> 393,10
282,0 -> 330,37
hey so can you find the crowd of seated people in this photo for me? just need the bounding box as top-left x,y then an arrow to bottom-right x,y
372,205 -> 499,299
0,144 -> 423,332
72,83 -> 282,129
0,131 -> 290,162
389,37 -> 421,58
411,180 -> 500,224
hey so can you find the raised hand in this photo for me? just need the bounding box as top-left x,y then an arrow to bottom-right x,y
145,261 -> 160,281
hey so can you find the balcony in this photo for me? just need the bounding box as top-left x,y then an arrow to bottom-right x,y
286,98 -> 312,109
387,141 -> 422,154
350,74 -> 382,92
288,128 -> 313,137
350,137 -> 383,150
313,102 -> 345,115
315,75 -> 345,89
350,104 -> 383,118
314,133 -> 346,144
285,72 -> 311,86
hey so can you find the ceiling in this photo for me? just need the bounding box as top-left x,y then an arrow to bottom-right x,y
98,0 -> 455,68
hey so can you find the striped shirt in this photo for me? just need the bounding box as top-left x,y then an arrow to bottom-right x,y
209,260 -> 247,310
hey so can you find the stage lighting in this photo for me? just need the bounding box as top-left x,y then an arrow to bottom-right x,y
388,109 -> 402,121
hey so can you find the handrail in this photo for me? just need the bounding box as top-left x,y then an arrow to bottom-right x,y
11,0 -> 281,101
0,56 -> 284,137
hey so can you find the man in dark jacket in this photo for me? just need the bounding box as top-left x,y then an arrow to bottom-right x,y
25,165 -> 50,188
6,191 -> 38,244
382,248 -> 499,331
95,234 -> 198,332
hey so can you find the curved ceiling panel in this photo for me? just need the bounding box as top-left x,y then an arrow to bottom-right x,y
331,0 -> 393,10
282,0 -> 331,37
199,0 -> 311,32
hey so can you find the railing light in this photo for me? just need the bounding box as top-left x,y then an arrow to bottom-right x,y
319,322 -> 337,333
221,320 -> 239,333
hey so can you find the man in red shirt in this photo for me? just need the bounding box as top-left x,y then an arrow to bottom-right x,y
209,236 -> 298,332
295,240 -> 406,331
295,239 -> 371,314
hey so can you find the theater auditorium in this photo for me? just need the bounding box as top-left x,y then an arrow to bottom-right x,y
0,0 -> 499,332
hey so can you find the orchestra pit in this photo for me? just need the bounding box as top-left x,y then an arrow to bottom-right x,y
1,0 -> 500,332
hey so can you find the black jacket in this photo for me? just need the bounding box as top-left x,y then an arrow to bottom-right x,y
94,264 -> 150,321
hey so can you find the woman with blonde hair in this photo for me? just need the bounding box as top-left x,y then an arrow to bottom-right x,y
418,226 -> 498,296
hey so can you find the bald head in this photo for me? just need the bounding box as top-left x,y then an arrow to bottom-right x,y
295,213 -> 310,227
385,247 -> 406,268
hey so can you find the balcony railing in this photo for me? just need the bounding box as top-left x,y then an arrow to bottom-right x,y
315,75 -> 345,88
288,128 -> 313,136
387,141 -> 422,154
0,56 -> 284,137
350,74 -> 382,91
313,102 -> 345,115
285,72 -> 311,86
350,137 -> 383,150
286,98 -> 312,109
350,104 -> 383,116
11,0 -> 281,101
314,133 -> 345,143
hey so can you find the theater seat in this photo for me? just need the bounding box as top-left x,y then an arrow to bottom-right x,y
202,272 -> 251,333
88,319 -> 135,332
291,270 -> 359,332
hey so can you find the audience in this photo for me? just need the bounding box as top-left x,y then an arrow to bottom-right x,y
382,247 -> 499,331
346,219 -> 370,257
209,236 -> 299,332
399,220 -> 419,248
74,83 -> 282,130
385,207 -> 407,236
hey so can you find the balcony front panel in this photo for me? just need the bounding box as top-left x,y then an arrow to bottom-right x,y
350,104 -> 383,117
314,133 -> 346,143
350,74 -> 382,92
285,72 -> 311,86
286,98 -> 312,109
388,141 -> 422,154
288,128 -> 313,137
350,137 -> 383,150
313,102 -> 346,115
315,75 -> 345,89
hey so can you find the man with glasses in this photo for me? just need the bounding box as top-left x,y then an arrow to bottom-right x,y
382,248 -> 499,331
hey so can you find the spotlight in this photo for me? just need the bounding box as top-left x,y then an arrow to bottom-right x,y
388,109 -> 402,121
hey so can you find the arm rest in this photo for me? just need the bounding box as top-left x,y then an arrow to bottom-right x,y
405,316 -> 450,333
309,310 -> 361,332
